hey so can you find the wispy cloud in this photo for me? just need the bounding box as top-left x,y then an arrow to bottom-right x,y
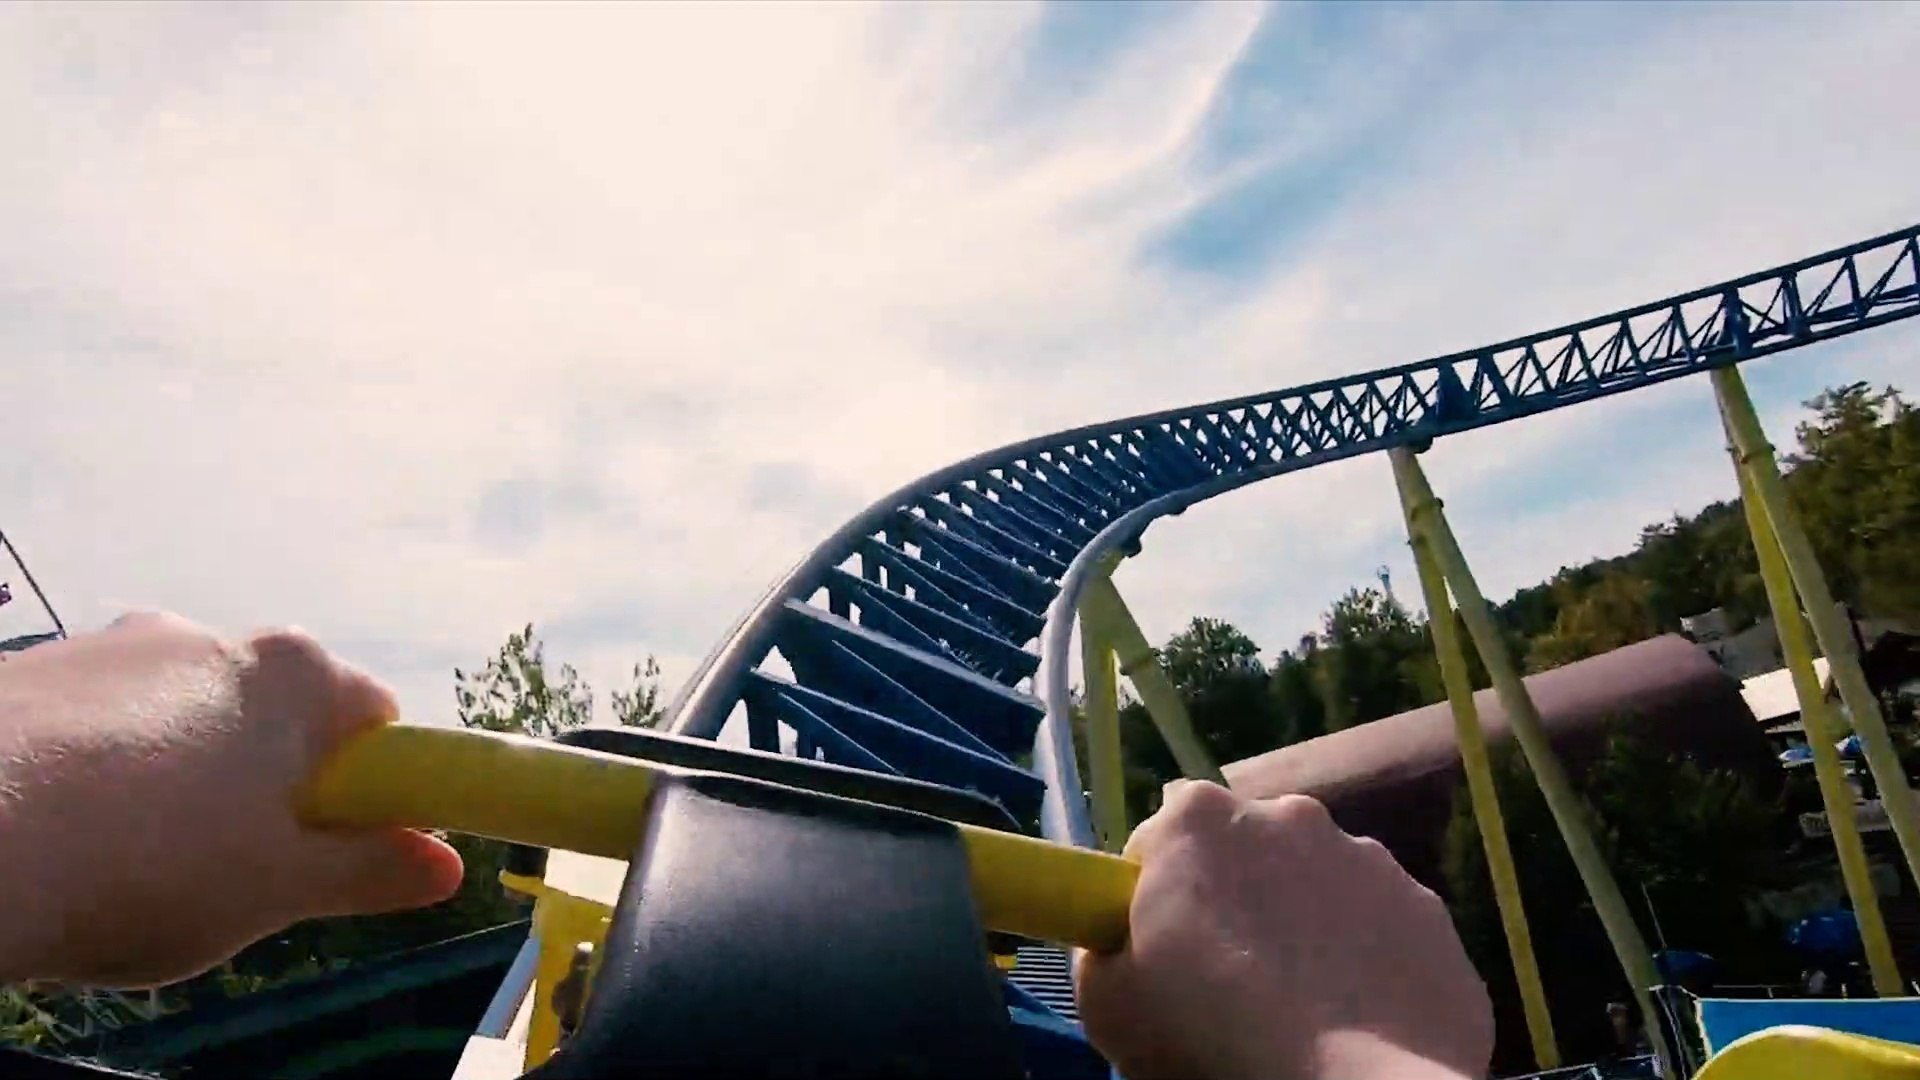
1,1 -> 1916,720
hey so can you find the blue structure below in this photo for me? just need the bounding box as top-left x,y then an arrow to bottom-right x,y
1697,996 -> 1920,1054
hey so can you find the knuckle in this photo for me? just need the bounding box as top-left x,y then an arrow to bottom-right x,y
1352,835 -> 1391,862
110,609 -> 192,634
248,626 -> 326,666
1265,792 -> 1335,832
1158,779 -> 1239,833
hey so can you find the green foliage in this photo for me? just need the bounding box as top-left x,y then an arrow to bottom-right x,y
1523,573 -> 1657,673
610,656 -> 667,729
453,624 -> 594,736
1635,505 -> 1765,627
1313,586 -> 1439,730
1155,617 -> 1264,697
454,624 -> 665,734
1268,643 -> 1328,747
1788,383 -> 1920,621
1442,731 -> 1792,1061
0,987 -> 57,1048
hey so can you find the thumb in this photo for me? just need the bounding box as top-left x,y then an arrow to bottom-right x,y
302,827 -> 465,918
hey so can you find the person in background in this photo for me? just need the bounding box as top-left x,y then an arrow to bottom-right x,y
1,612 -> 1494,1080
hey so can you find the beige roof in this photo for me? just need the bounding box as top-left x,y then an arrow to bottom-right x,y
1740,658 -> 1830,724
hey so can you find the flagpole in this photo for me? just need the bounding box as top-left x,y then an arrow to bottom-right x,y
0,528 -> 67,638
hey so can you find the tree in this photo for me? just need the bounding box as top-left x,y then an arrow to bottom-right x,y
1443,731 -> 1790,1071
1106,618 -> 1289,825
1268,643 -> 1328,747
454,624 -> 595,736
1155,617 -> 1264,698
1788,383 -> 1920,621
1524,573 -> 1657,673
453,624 -> 666,733
1312,586 -> 1438,729
611,656 -> 667,729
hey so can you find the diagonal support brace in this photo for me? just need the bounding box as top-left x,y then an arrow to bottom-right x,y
1078,558 -> 1227,788
1391,447 -> 1674,1080
1402,513 -> 1560,1070
1714,366 -> 1920,993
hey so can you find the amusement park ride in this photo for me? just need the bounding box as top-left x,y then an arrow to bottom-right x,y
10,225 -> 1920,1080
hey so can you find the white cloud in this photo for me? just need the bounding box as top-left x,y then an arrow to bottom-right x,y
1,1 -> 1917,727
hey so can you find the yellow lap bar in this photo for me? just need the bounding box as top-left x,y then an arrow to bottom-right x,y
300,724 -> 1137,953
300,725 -> 657,860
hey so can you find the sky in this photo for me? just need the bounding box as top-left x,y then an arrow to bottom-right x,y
2,1 -> 1918,731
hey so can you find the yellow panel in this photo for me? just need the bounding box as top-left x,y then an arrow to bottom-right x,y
1697,1025 -> 1920,1080
523,889 -> 613,1069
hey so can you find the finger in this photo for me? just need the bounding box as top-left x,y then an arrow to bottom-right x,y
302,827 -> 465,918
1072,944 -> 1141,1040
327,657 -> 401,745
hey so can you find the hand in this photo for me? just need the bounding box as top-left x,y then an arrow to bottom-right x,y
1076,781 -> 1492,1080
0,613 -> 463,988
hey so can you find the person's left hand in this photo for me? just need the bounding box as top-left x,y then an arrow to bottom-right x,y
0,613 -> 463,988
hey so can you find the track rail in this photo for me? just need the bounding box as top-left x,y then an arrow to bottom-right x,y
668,222 -> 1920,855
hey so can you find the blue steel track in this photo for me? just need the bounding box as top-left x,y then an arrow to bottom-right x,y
662,224 -> 1920,1030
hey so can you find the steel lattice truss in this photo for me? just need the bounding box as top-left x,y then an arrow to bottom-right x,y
661,225 -> 1920,1038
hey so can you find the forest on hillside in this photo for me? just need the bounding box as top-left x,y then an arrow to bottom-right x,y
6,382 -> 1917,1063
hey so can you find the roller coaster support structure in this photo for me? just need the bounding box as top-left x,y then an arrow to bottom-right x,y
1730,451 -> 1901,995
1078,556 -> 1229,791
1403,504 -> 1560,1070
1715,365 -> 1920,992
1391,446 -> 1675,1080
1078,572 -> 1128,853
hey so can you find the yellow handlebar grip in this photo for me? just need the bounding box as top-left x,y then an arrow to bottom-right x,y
300,724 -> 1138,953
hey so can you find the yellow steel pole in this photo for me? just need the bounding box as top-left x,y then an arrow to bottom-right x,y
1730,460 -> 1902,995
1403,515 -> 1560,1068
1079,591 -> 1130,852
1079,574 -> 1229,786
1713,366 -> 1920,897
1391,447 -> 1675,1080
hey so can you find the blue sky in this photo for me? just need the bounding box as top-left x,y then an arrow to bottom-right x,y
1,1 -> 1917,725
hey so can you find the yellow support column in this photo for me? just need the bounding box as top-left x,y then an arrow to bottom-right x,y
1391,447 -> 1675,1080
1732,461 -> 1902,995
1079,571 -> 1228,786
1403,518 -> 1560,1069
1079,592 -> 1129,853
1714,366 -> 1920,900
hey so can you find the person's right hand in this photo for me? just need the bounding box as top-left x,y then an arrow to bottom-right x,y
1075,781 -> 1493,1080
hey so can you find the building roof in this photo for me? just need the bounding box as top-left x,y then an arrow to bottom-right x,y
1740,658 -> 1830,725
